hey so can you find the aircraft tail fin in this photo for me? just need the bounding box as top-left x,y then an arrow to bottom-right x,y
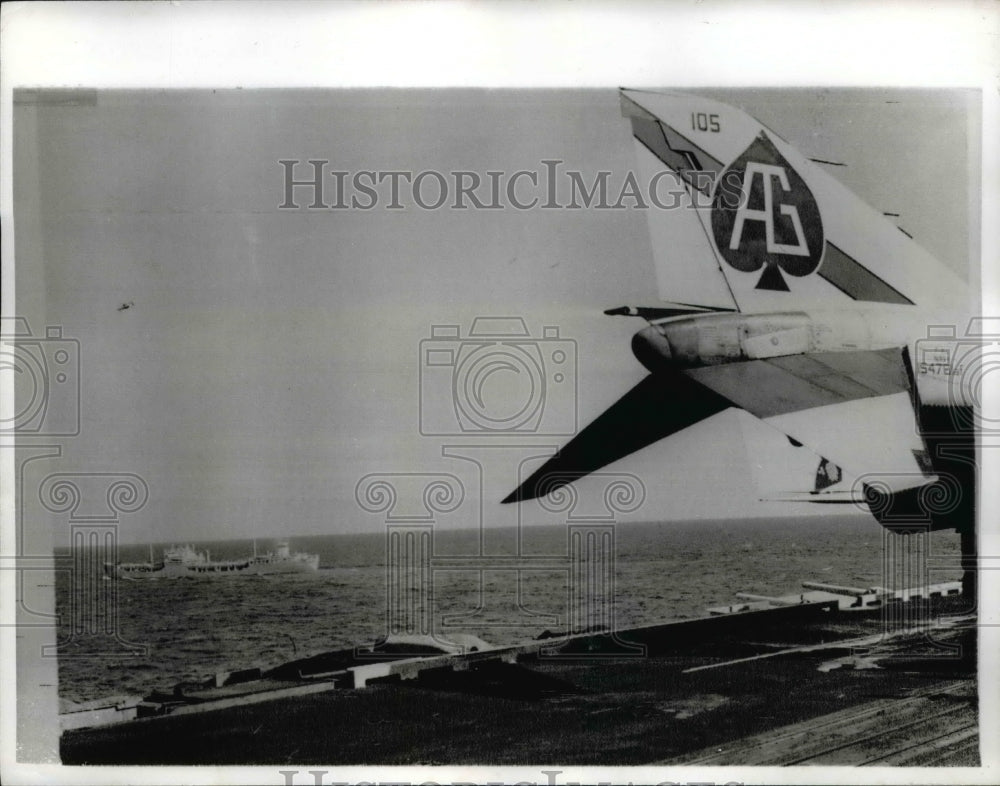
620,89 -> 969,314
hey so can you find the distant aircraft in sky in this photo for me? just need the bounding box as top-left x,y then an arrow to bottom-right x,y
505,89 -> 978,598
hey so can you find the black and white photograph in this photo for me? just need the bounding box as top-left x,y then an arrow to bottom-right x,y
2,3 -> 998,785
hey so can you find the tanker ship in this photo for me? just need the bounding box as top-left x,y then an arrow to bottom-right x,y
105,539 -> 319,579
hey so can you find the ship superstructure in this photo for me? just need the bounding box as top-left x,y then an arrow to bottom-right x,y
105,539 -> 319,579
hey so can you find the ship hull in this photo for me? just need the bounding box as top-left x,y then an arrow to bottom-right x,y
105,551 -> 319,579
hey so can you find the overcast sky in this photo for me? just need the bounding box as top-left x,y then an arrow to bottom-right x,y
14,87 -> 978,544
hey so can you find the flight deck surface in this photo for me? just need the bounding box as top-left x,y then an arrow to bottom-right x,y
61,597 -> 977,766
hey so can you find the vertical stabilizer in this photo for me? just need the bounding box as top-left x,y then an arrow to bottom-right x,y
620,89 -> 969,314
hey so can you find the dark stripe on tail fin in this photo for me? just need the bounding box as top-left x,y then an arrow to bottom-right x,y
818,242 -> 914,305
622,93 -> 722,195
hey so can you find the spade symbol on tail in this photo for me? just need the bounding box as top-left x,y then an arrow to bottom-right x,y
711,132 -> 825,291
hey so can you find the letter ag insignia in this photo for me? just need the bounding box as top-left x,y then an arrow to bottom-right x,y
711,132 -> 825,291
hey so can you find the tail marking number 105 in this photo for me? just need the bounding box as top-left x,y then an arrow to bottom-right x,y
691,112 -> 721,133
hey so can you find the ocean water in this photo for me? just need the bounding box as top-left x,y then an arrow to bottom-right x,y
54,516 -> 963,704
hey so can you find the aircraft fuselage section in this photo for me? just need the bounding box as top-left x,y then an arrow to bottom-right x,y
631,307 -> 976,408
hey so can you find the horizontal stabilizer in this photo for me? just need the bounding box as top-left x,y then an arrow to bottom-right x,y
604,304 -> 734,320
502,372 -> 732,503
764,491 -> 862,504
688,349 -> 934,493
684,347 -> 911,419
